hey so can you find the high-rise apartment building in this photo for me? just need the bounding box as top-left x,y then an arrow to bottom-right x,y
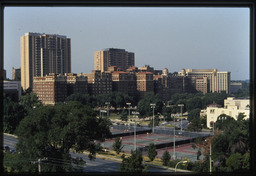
94,48 -> 134,72
21,32 -> 71,90
12,67 -> 21,81
178,69 -> 230,94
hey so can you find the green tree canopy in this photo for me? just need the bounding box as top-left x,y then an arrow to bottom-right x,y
187,108 -> 201,122
15,101 -> 111,172
147,143 -> 157,161
137,93 -> 163,118
112,137 -> 124,154
119,150 -> 147,173
19,92 -> 42,113
161,150 -> 171,166
3,95 -> 26,134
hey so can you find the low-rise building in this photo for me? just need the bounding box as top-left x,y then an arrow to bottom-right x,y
3,80 -> 21,101
206,97 -> 250,128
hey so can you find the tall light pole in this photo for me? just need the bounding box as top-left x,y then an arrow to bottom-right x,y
205,139 -> 212,173
100,110 -> 107,118
126,102 -> 131,126
150,103 -> 156,134
178,104 -> 184,131
173,114 -> 176,160
105,102 -> 110,117
175,160 -> 188,172
132,111 -> 140,151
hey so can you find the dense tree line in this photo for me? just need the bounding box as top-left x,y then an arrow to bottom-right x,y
4,95 -> 111,172
191,114 -> 250,172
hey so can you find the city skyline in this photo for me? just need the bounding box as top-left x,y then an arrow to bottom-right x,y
4,7 -> 249,80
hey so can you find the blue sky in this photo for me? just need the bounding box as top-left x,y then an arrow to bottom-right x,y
4,7 -> 249,80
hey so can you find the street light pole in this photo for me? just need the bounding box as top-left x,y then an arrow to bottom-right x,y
210,142 -> 212,173
150,103 -> 156,134
173,115 -> 176,160
105,102 -> 110,117
178,104 -> 184,131
175,160 -> 188,172
205,139 -> 212,173
132,111 -> 139,151
126,102 -> 131,126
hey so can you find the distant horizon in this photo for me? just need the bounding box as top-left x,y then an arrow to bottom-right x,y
4,7 -> 249,80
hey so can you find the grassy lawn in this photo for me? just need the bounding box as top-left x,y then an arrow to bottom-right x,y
109,113 -> 121,120
97,149 -> 163,166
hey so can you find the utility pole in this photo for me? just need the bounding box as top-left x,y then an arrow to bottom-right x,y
31,157 -> 48,173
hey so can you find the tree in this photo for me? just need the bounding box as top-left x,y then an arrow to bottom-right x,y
19,92 -> 42,113
3,95 -> 26,134
226,153 -> 243,171
119,150 -> 147,172
15,101 -> 111,172
120,110 -> 128,121
66,93 -> 97,107
147,143 -> 157,161
137,93 -> 163,118
187,117 -> 202,132
187,108 -> 201,122
162,151 -> 171,166
112,137 -> 124,154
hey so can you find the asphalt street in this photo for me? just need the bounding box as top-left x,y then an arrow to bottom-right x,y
3,133 -> 171,173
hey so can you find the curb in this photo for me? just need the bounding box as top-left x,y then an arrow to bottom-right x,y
3,133 -> 18,138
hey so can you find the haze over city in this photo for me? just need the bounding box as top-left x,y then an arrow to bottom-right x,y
4,7 -> 249,80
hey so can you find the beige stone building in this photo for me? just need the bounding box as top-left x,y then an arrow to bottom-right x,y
206,97 -> 250,128
178,69 -> 230,94
21,32 -> 71,90
94,48 -> 134,72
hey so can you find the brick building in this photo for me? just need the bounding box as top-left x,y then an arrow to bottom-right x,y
83,70 -> 112,96
33,74 -> 67,105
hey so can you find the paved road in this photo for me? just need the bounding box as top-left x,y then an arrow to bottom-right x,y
3,134 -> 171,173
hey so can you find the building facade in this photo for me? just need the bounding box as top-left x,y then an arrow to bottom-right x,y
66,73 -> 88,96
12,67 -> 21,81
83,70 -> 112,96
178,69 -> 230,94
112,71 -> 137,97
230,82 -> 243,94
21,32 -> 71,90
33,74 -> 67,105
94,48 -> 134,72
136,72 -> 154,98
3,80 -> 22,101
206,97 -> 250,128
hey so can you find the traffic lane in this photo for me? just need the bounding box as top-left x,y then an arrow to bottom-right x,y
71,152 -> 171,172
3,134 -> 18,149
4,134 -> 171,172
70,151 -> 120,172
